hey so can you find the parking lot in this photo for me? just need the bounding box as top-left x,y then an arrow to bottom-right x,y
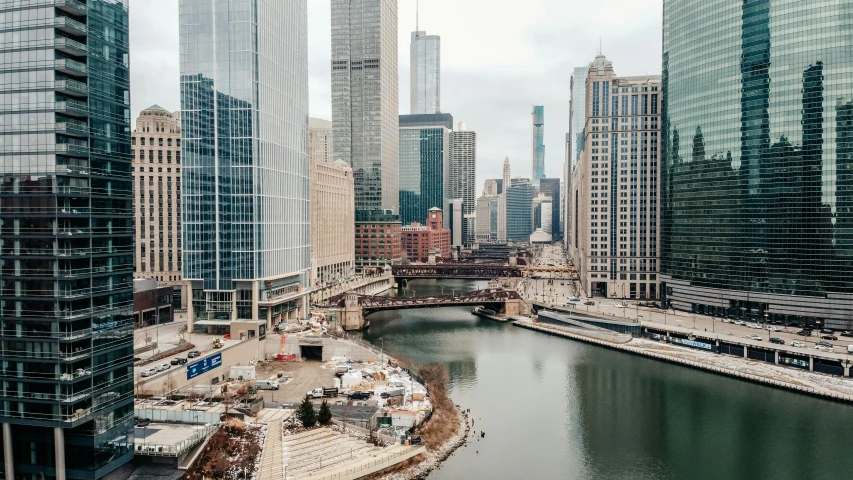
254,360 -> 336,403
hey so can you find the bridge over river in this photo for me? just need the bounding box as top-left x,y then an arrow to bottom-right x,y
325,289 -> 526,330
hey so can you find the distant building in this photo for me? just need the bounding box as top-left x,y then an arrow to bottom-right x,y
539,177 -> 561,239
483,179 -> 499,196
398,113 -> 452,225
448,122 -> 477,245
134,278 -> 174,329
531,106 -> 545,185
309,117 -> 333,164
402,208 -> 452,262
476,195 -> 499,242
498,157 -> 511,241
507,178 -> 534,243
570,54 -> 660,300
530,229 -> 553,244
355,210 -> 402,267
312,160 -> 355,287
411,31 -> 441,114
133,105 -> 188,310
332,0 -> 399,213
446,199 -> 465,247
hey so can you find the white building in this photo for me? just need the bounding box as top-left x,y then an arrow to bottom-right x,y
311,160 -> 356,287
309,117 -> 333,164
332,0 -> 399,213
447,122 -> 477,245
569,54 -> 661,300
410,31 -> 440,114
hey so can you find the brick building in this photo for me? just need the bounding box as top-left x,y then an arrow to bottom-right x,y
402,208 -> 452,262
355,210 -> 403,267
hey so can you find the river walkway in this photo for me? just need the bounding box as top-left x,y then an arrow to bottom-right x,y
514,317 -> 853,403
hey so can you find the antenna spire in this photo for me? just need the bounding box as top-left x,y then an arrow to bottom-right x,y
599,38 -> 602,55
416,0 -> 419,32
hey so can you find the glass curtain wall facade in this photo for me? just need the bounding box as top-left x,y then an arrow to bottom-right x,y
410,31 -> 440,115
539,177 -> 561,239
531,106 -> 545,185
398,126 -> 449,226
180,0 -> 310,327
662,0 -> 853,328
0,0 -> 134,478
507,178 -> 534,242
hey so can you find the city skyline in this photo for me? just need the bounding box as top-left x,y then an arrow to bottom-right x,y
129,0 -> 663,190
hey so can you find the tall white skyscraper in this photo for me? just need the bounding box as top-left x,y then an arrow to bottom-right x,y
332,0 -> 400,213
411,31 -> 441,114
531,106 -> 545,185
181,0 -> 310,328
448,122 -> 477,245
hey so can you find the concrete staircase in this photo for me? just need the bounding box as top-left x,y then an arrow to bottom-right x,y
257,421 -> 285,480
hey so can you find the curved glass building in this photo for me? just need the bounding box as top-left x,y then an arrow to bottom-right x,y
662,0 -> 853,328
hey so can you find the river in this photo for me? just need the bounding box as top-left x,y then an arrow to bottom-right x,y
357,279 -> 853,480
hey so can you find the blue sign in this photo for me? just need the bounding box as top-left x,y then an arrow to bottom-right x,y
186,353 -> 222,380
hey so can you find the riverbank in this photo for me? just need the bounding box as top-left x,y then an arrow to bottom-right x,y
514,318 -> 853,403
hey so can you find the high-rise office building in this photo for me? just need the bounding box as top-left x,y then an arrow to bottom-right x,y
531,106 -> 545,185
447,122 -> 476,245
309,117 -> 333,164
332,0 -> 399,213
571,54 -> 661,300
507,178 -> 534,242
498,157 -> 511,241
662,0 -> 853,327
570,67 -> 588,168
483,179 -> 499,197
446,199 -> 465,247
180,0 -> 310,330
133,106 -> 188,310
0,1 -> 134,477
398,113 -> 453,225
563,133 -> 571,250
311,160 -> 355,287
410,31 -> 440,114
539,177 -> 561,240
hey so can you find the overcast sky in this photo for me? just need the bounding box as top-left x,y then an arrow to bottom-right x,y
129,0 -> 662,190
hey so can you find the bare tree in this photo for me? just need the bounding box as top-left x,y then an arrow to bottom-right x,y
162,374 -> 177,399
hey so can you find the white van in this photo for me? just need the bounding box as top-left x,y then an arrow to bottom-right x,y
256,379 -> 280,390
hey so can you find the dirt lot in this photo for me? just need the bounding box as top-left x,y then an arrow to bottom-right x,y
254,360 -> 336,403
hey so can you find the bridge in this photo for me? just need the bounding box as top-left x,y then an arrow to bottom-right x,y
391,264 -> 523,280
326,289 -> 526,330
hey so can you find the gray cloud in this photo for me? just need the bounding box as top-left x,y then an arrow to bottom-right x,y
129,0 -> 662,192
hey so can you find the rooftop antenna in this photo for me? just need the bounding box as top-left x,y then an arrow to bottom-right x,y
598,38 -> 602,55
416,0 -> 419,32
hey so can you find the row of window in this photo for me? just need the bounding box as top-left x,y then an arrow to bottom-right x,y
132,137 -> 180,147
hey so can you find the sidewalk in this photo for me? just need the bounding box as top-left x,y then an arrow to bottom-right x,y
257,420 -> 285,480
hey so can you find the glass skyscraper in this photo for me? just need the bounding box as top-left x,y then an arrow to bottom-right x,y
0,0 -> 134,478
662,0 -> 853,328
507,178 -> 534,243
531,106 -> 545,185
410,31 -> 440,115
180,0 -> 311,330
398,113 -> 452,226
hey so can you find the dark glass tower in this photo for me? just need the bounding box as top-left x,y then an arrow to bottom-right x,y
0,0 -> 134,478
662,0 -> 853,328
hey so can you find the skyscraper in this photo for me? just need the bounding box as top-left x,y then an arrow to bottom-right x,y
398,113 -> 453,225
0,1 -> 134,477
662,0 -> 853,328
410,31 -> 441,114
133,106 -> 187,310
532,106 -> 545,185
332,0 -> 399,213
507,178 -> 534,242
448,122 -> 477,245
539,177 -> 561,240
570,67 -> 588,168
309,117 -> 333,164
571,54 -> 661,300
180,0 -> 311,329
498,157 -> 511,241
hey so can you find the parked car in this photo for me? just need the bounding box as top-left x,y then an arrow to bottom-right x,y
733,320 -> 746,326
347,391 -> 371,401
791,341 -> 806,348
614,303 -> 627,308
841,331 -> 853,338
797,330 -> 812,336
157,363 -> 170,372
767,326 -> 780,332
748,334 -> 762,341
584,301 -> 595,306
816,341 -> 834,349
134,418 -> 151,427
770,337 -> 785,345
170,358 -> 187,366
141,368 -> 157,377
820,328 -> 834,334
822,334 -> 838,341
257,380 -> 280,390
187,350 -> 201,358
747,323 -> 762,329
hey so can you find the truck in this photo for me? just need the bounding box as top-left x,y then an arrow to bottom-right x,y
212,338 -> 222,349
848,345 -> 853,354
307,387 -> 339,399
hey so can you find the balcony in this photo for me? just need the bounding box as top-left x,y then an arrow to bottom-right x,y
55,0 -> 88,16
55,143 -> 89,158
55,122 -> 89,137
54,58 -> 88,77
55,79 -> 88,97
54,16 -> 87,36
55,99 -> 89,118
54,37 -> 88,57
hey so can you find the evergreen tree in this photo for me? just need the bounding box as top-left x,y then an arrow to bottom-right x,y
318,400 -> 333,425
297,396 -> 317,428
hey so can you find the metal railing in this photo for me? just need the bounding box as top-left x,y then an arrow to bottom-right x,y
306,446 -> 425,480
